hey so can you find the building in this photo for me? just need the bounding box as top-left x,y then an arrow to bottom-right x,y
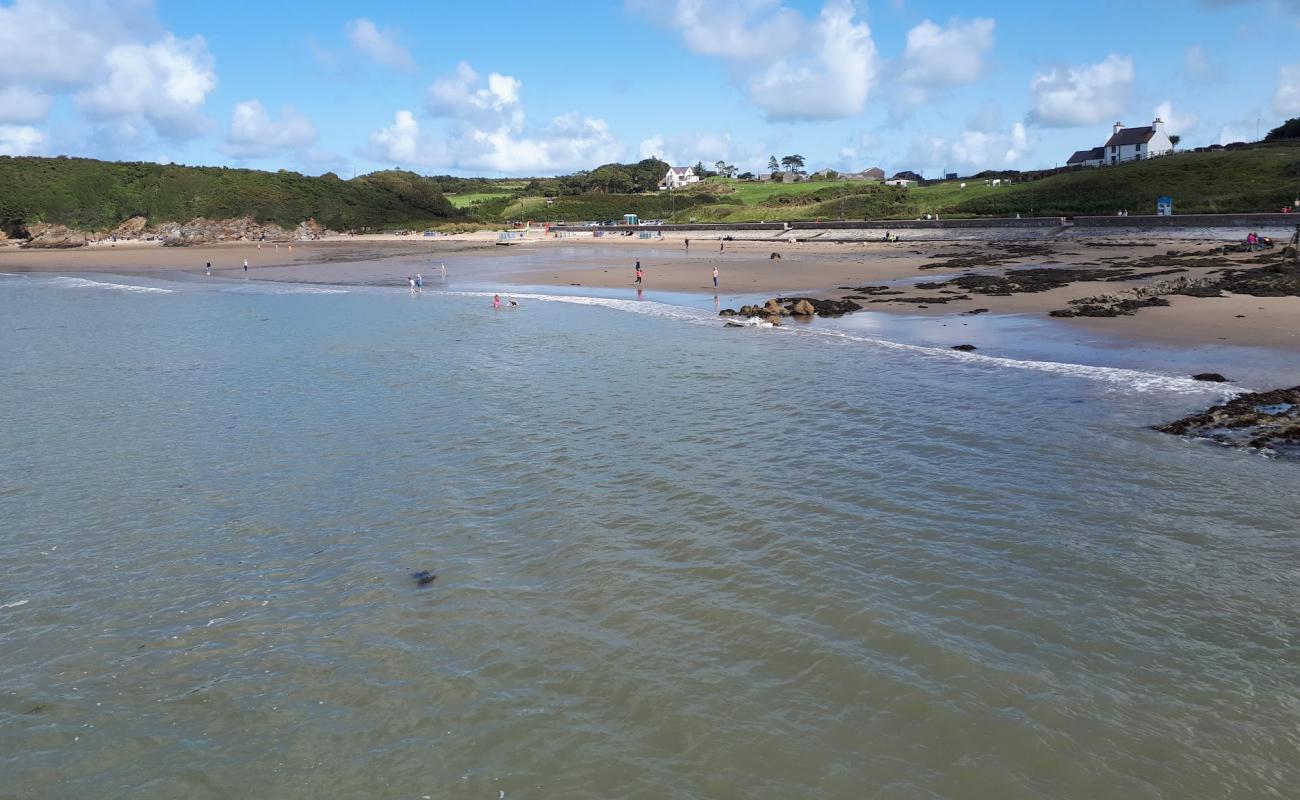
883,178 -> 915,188
843,167 -> 885,181
659,166 -> 700,190
1067,119 -> 1174,168
1067,147 -> 1105,168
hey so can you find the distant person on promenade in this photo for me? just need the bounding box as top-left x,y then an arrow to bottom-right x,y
713,266 -> 719,289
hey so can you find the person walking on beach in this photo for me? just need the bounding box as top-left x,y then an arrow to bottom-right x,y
409,277 -> 417,291
243,258 -> 249,272
205,261 -> 211,276
712,266 -> 719,289
719,241 -> 725,254
685,238 -> 689,251
415,273 -> 423,289
634,261 -> 643,284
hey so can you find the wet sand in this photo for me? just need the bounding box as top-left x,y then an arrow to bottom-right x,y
4,232 -> 1297,354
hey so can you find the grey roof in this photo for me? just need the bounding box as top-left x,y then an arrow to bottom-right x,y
1104,127 -> 1155,147
1067,147 -> 1105,164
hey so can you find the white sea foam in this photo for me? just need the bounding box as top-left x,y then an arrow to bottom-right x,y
0,599 -> 30,610
220,284 -> 348,295
44,276 -> 175,294
441,289 -> 1239,397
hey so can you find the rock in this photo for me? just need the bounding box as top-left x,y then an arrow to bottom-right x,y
773,296 -> 863,317
951,344 -> 977,351
22,223 -> 88,249
412,570 -> 436,587
1191,373 -> 1229,382
964,308 -> 990,315
762,315 -> 782,326
724,321 -> 747,327
1153,386 -> 1300,456
790,299 -> 816,316
110,216 -> 148,239
718,309 -> 738,317
763,298 -> 788,316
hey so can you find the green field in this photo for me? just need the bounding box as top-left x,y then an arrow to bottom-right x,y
446,192 -> 515,209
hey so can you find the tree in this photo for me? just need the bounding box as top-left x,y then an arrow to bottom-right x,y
1169,135 -> 1181,146
780,154 -> 806,174
1264,117 -> 1300,142
768,155 -> 779,173
738,171 -> 755,181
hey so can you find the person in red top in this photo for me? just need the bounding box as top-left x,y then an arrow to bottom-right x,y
634,261 -> 643,284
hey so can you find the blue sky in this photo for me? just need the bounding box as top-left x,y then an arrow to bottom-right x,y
2,0 -> 1299,178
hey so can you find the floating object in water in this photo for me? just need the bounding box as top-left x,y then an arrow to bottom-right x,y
412,570 -> 437,587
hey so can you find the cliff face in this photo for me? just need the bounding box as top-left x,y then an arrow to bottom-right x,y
14,215 -> 333,248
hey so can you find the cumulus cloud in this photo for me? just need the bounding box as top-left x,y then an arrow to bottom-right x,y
220,100 -> 317,158
0,124 -> 45,156
907,105 -> 1036,174
0,86 -> 54,124
367,62 -> 624,174
1274,64 -> 1300,115
367,108 -> 621,174
1153,100 -> 1198,139
1029,54 -> 1134,127
642,0 -> 878,120
637,130 -> 764,170
0,1 -> 216,140
344,18 -> 417,73
900,17 -> 995,89
76,34 -> 217,138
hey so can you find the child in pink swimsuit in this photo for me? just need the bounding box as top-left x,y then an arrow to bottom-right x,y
492,294 -> 501,309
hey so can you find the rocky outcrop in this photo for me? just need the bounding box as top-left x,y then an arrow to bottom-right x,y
155,216 -> 290,245
1154,386 -> 1300,456
951,344 -> 978,352
110,216 -> 148,238
790,299 -> 816,316
21,223 -> 89,249
1191,373 -> 1229,382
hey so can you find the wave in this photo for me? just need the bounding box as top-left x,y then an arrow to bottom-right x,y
219,284 -> 349,295
439,290 -> 1237,396
0,599 -> 30,610
40,276 -> 175,294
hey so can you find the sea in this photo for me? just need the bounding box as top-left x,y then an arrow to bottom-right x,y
1,269 -> 1298,799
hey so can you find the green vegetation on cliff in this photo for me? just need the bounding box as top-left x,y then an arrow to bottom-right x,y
0,157 -> 458,231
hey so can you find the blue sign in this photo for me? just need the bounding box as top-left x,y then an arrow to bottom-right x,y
1156,196 -> 1173,216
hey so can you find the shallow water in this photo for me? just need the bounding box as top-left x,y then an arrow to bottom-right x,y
2,274 -> 1298,799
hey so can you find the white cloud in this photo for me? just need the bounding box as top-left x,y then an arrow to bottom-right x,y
638,131 -> 741,167
1029,54 -> 1134,127
75,33 -> 217,138
1274,64 -> 1300,115
0,86 -> 53,124
220,99 -> 317,158
0,2 -> 216,140
1153,101 -> 1198,139
368,63 -> 626,175
900,17 -> 995,87
0,124 -> 45,156
907,106 -> 1036,174
644,0 -> 878,121
344,18 -> 417,73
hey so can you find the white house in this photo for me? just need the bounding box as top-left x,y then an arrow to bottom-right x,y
659,166 -> 700,190
1069,119 -> 1174,167
883,178 -> 915,188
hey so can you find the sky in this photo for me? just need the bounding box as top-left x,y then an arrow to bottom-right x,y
2,0 -> 1300,179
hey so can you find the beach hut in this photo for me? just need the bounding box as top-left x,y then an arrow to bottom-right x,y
623,214 -> 639,225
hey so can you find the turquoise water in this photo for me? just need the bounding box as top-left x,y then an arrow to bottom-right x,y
1,273 -> 1298,799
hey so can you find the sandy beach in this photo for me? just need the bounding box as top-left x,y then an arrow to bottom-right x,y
4,229 -> 1297,354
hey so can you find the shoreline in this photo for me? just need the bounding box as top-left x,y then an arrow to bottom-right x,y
4,231 -> 1298,375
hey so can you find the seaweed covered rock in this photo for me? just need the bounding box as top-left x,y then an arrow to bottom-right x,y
1153,386 -> 1300,456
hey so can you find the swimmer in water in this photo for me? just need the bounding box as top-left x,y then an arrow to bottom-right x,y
508,297 -> 518,307
493,294 -> 502,309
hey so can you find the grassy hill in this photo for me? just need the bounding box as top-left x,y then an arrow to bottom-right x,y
0,157 -> 459,231
467,142 -> 1300,224
4,143 -> 1297,233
